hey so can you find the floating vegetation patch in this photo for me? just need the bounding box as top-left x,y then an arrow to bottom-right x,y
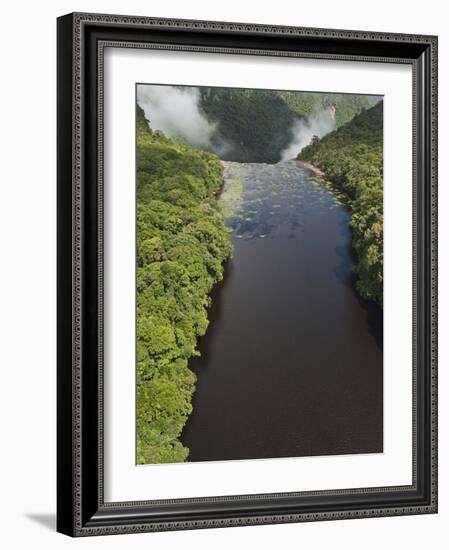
219,160 -> 349,242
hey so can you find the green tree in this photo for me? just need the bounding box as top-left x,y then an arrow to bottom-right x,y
136,104 -> 232,464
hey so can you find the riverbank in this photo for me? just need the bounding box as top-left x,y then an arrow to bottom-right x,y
215,160 -> 231,198
293,159 -> 325,177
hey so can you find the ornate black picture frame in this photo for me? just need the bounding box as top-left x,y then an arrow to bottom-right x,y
57,12 -> 438,536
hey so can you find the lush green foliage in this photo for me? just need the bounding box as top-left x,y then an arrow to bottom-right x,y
199,88 -> 296,163
136,105 -> 232,463
198,88 -> 378,163
280,91 -> 375,127
298,102 -> 383,305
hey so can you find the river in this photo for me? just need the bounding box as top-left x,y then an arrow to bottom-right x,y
181,160 -> 383,461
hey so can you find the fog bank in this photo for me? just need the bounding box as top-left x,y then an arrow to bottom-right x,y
281,108 -> 336,161
137,85 -> 229,154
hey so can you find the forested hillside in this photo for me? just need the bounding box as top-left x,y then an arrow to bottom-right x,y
197,88 -> 378,163
136,104 -> 232,463
199,88 -> 296,163
279,91 -> 374,127
298,101 -> 383,305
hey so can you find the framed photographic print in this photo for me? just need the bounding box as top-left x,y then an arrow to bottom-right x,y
57,12 -> 438,536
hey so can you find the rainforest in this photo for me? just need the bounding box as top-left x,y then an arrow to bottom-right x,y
136,87 -> 384,464
136,104 -> 232,463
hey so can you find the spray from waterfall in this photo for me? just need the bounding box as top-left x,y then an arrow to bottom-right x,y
137,84 -> 230,155
281,106 -> 336,161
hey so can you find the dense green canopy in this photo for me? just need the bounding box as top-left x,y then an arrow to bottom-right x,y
199,88 -> 295,163
136,105 -> 232,463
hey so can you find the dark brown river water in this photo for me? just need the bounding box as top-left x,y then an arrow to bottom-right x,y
181,161 -> 383,461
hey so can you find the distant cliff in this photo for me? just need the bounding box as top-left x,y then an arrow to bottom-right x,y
280,91 -> 375,127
